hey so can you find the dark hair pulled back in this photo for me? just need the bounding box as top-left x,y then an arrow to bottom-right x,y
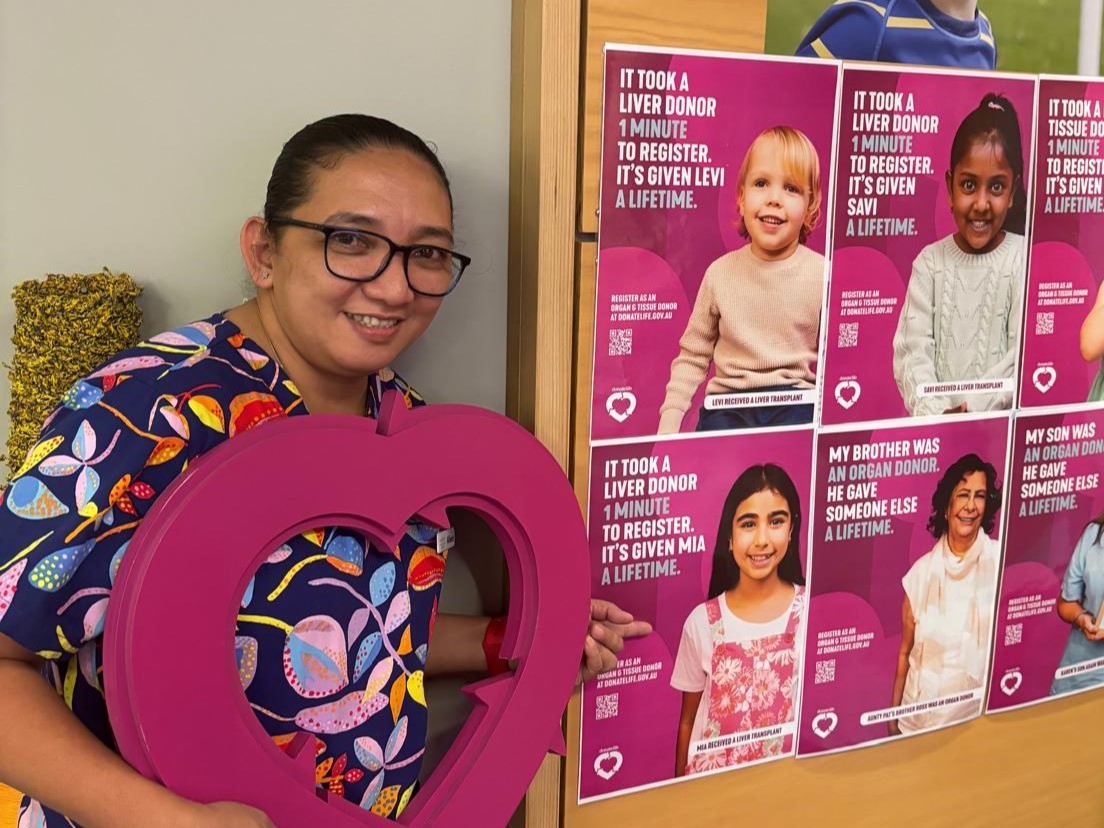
949,93 -> 1027,235
263,114 -> 453,230
707,463 -> 805,599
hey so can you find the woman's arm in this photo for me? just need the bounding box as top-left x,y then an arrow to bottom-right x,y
426,601 -> 652,680
888,595 -> 916,736
1056,530 -> 1104,641
0,634 -> 274,828
674,691 -> 703,777
1057,599 -> 1104,642
1081,281 -> 1104,362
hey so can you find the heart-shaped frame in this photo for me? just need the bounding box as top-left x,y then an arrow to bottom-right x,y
103,393 -> 590,827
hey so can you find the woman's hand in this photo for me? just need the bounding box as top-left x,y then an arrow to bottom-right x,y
578,599 -> 653,683
942,402 -> 968,415
1076,612 -> 1104,642
887,719 -> 901,737
186,801 -> 278,828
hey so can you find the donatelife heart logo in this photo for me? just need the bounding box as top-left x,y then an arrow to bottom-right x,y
593,749 -> 623,780
1000,670 -> 1024,696
1032,366 -> 1057,394
811,711 -> 838,739
104,393 -> 590,828
605,391 -> 637,423
834,380 -> 861,409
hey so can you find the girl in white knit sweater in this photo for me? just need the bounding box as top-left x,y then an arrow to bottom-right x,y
658,126 -> 826,433
892,93 -> 1027,416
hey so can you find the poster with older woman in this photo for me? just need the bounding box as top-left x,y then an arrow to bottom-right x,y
818,64 -> 1036,426
1019,76 -> 1104,408
578,427 -> 814,801
588,45 -> 840,442
797,414 -> 1011,756
987,406 -> 1104,713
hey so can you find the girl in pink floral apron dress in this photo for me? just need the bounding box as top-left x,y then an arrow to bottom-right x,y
671,463 -> 806,776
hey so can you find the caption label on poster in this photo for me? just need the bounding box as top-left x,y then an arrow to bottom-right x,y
597,453 -> 708,585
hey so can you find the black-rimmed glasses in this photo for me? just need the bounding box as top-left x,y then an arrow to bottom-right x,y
267,217 -> 471,297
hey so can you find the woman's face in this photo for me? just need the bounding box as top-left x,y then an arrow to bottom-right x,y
946,139 -> 1016,255
738,138 -> 811,262
264,147 -> 451,379
729,488 -> 792,582
944,470 -> 988,548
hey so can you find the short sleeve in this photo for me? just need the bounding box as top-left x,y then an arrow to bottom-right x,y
0,375 -> 185,658
670,605 -> 708,692
795,4 -> 885,61
1060,527 -> 1095,604
901,552 -> 928,616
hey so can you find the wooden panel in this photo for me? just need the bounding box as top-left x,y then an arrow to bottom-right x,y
570,244 -> 597,499
567,9 -> 1104,823
565,689 -> 1104,826
507,0 -> 583,825
577,0 -> 769,233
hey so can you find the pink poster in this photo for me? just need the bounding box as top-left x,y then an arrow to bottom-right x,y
988,408 -> 1104,712
1020,77 -> 1104,407
819,65 -> 1036,426
578,428 -> 814,800
589,45 -> 840,441
797,415 -> 1010,756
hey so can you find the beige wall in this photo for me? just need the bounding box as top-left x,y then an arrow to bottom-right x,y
0,0 -> 512,773
0,0 -> 510,445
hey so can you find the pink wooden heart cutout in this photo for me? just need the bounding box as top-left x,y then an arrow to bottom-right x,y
103,392 -> 590,826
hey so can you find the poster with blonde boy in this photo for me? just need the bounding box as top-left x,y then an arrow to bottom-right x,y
590,45 -> 840,441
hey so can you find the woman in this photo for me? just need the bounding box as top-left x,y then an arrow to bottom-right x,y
888,453 -> 1001,735
0,115 -> 647,827
1051,515 -> 1104,696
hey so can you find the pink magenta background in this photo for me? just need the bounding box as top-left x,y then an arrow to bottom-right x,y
579,428 -> 814,800
797,416 -> 1011,756
988,408 -> 1104,711
1020,78 -> 1104,407
820,67 -> 1036,426
589,49 -> 839,441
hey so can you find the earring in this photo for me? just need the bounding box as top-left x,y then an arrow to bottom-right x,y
259,271 -> 270,281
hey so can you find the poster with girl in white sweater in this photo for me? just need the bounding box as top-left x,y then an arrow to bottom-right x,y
590,45 -> 840,442
819,65 -> 1037,426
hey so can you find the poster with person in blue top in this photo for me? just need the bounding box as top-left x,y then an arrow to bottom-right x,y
795,0 -> 998,70
766,0 -> 1100,75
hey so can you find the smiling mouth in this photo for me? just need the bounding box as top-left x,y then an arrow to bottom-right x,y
759,216 -> 785,226
747,552 -> 775,566
346,312 -> 398,329
968,219 -> 991,232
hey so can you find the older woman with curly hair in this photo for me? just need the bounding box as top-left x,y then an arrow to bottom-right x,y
888,453 -> 1002,735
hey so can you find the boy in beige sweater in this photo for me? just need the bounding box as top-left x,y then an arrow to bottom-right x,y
658,126 -> 827,433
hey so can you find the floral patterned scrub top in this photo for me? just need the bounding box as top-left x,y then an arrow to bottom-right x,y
0,314 -> 446,824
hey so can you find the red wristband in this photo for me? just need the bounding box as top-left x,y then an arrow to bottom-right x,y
483,615 -> 510,675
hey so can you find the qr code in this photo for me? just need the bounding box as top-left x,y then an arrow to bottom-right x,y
1035,312 -> 1055,336
837,322 -> 859,349
595,693 -> 619,720
1004,623 -> 1023,647
608,328 -> 633,357
814,659 -> 836,685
